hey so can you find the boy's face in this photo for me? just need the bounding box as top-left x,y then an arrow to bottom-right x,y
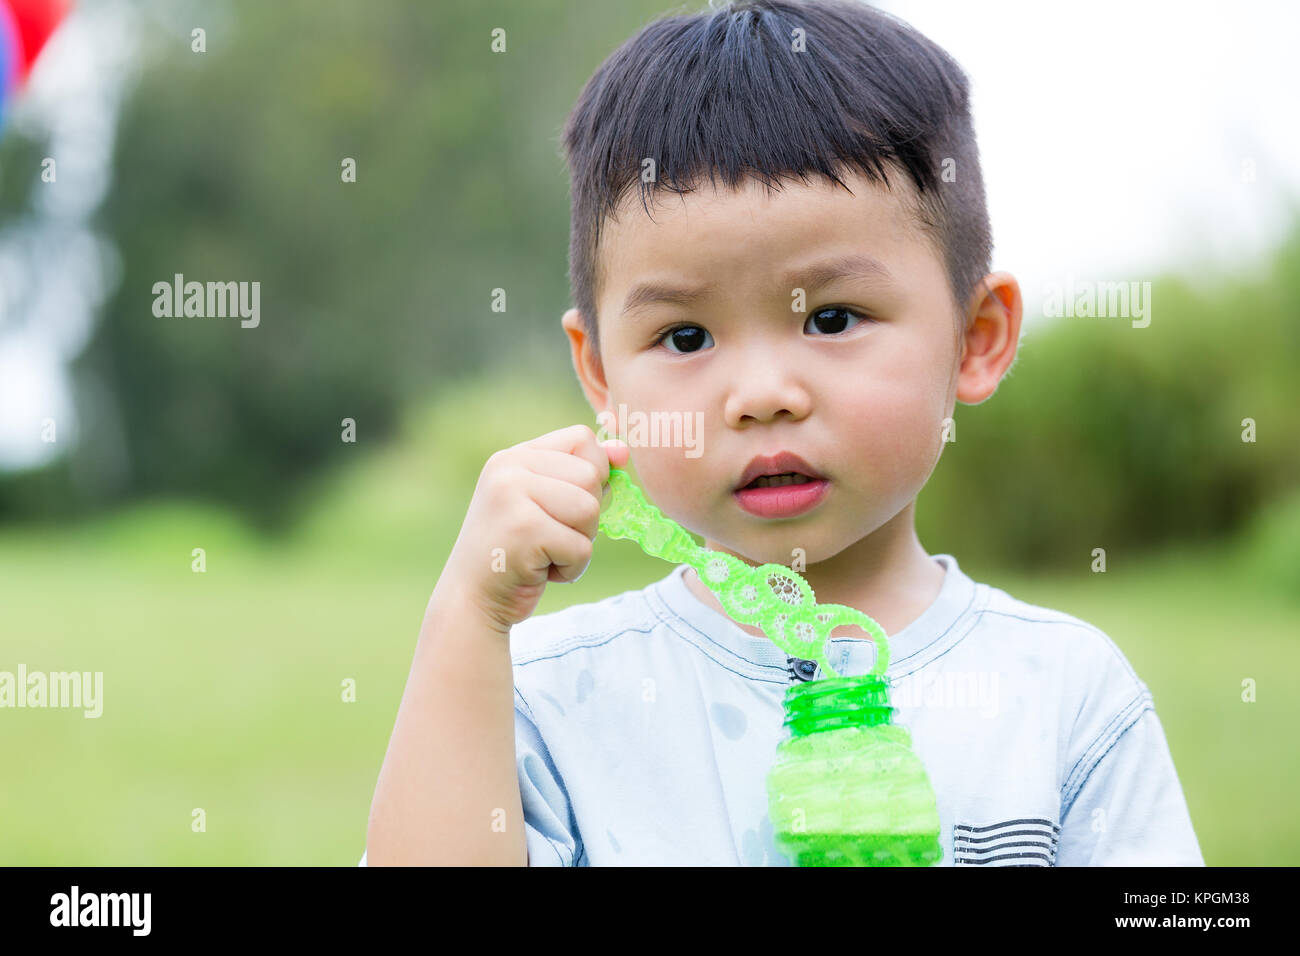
565,168 -> 1000,567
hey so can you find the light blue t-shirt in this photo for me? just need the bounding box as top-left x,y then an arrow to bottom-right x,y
359,553 -> 1203,866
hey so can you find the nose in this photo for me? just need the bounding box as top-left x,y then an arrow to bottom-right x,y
723,347 -> 812,427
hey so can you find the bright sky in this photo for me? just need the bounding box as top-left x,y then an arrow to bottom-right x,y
880,0 -> 1300,320
2,0 -> 1298,469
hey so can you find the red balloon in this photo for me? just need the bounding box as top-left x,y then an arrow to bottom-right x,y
0,1 -> 21,98
3,0 -> 71,84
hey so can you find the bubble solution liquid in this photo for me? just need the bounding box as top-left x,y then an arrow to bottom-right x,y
767,674 -> 943,866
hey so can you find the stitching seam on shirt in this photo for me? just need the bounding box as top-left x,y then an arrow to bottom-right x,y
1067,699 -> 1137,782
645,590 -> 792,683
514,687 -> 538,724
1062,693 -> 1150,805
889,603 -> 986,679
1063,690 -> 1150,790
645,584 -> 790,680
651,574 -> 985,681
1060,700 -> 1154,820
515,688 -> 581,867
657,621 -> 793,684
978,609 -> 1145,689
513,623 -> 657,667
890,580 -> 985,670
541,832 -> 566,866
517,617 -> 785,686
511,611 -> 660,666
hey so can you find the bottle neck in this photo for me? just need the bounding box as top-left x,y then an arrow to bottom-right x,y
783,675 -> 893,736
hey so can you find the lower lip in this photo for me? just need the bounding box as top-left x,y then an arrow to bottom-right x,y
733,478 -> 830,518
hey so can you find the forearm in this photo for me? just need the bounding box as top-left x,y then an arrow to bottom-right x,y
365,586 -> 527,866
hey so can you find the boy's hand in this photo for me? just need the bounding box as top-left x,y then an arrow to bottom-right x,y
438,424 -> 630,636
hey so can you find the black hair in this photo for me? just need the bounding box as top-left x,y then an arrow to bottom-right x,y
561,0 -> 992,363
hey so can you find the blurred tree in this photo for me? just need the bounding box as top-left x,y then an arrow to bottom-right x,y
917,205 -> 1300,571
2,0 -> 667,527
0,0 -> 1295,574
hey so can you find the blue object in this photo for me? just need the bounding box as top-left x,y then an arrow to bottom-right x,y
0,3 -> 14,134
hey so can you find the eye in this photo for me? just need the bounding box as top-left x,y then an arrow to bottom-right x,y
655,324 -> 714,354
805,306 -> 871,335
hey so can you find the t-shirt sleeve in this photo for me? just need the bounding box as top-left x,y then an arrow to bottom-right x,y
1057,700 -> 1204,865
355,688 -> 580,867
515,689 -> 584,866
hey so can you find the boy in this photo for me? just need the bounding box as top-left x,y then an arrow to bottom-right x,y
362,0 -> 1203,866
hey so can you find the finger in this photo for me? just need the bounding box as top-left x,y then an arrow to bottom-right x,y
514,447 -> 605,506
601,438 -> 631,470
517,424 -> 611,492
528,472 -> 603,541
533,517 -> 596,583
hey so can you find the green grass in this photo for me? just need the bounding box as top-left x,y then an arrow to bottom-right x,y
990,544 -> 1300,867
2,379 -> 1296,864
3,514 -> 1294,865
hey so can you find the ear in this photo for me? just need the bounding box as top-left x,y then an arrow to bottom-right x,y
561,307 -> 612,415
955,272 -> 1023,405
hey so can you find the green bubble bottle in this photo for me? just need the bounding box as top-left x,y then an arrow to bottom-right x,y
598,466 -> 943,867
767,674 -> 942,866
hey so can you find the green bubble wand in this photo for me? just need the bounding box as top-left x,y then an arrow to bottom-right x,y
598,466 -> 943,866
598,467 -> 886,679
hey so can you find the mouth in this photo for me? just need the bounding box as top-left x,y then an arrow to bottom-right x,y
732,451 -> 830,519
739,472 -> 818,490
733,474 -> 830,519
734,451 -> 827,492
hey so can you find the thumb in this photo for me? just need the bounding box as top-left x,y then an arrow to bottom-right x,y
601,439 -> 631,470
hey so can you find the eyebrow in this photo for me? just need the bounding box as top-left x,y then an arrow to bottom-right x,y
784,253 -> 896,293
619,253 -> 896,319
620,280 -> 716,319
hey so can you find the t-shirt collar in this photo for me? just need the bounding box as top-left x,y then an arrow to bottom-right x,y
653,552 -> 979,676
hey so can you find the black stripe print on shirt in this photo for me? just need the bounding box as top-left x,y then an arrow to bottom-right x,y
953,818 -> 1060,866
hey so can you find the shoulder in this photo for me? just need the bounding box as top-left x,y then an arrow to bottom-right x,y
973,580 -> 1149,700
507,577 -> 666,720
508,581 -> 662,667
967,579 -> 1156,776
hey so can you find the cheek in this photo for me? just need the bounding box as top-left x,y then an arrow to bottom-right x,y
603,363 -> 678,425
625,446 -> 713,523
836,366 -> 947,483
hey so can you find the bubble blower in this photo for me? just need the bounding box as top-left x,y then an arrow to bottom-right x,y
598,465 -> 943,866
